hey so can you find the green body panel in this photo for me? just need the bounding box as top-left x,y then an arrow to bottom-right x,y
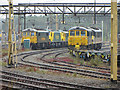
65,33 -> 69,41
24,39 -> 30,49
53,32 -> 61,42
37,32 -> 49,43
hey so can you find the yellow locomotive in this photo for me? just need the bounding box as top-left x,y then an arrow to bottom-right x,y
22,28 -> 37,44
68,26 -> 102,50
49,30 -> 68,47
21,28 -> 49,49
21,28 -> 69,49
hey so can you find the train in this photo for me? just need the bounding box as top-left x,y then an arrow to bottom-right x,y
68,26 -> 102,50
21,28 -> 68,49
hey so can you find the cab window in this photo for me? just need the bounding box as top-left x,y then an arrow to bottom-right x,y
31,32 -> 34,36
46,33 -> 49,36
27,32 -> 30,36
39,33 -> 40,36
70,31 -> 75,36
76,31 -> 79,36
81,31 -> 85,36
87,31 -> 89,36
23,32 -> 26,36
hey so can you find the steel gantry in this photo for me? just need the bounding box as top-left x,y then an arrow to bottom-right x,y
0,3 -> 120,15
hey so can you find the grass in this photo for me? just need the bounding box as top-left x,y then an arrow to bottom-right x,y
68,53 -> 110,68
89,56 -> 103,67
2,48 -> 31,57
0,61 -> 7,66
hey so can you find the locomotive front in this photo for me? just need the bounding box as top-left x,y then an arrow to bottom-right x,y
68,26 -> 90,50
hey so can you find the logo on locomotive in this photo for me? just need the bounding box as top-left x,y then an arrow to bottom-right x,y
41,38 -> 45,40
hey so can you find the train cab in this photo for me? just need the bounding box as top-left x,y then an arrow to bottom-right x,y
68,26 -> 102,50
22,28 -> 37,44
68,26 -> 92,49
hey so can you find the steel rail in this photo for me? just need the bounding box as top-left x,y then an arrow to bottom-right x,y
20,49 -> 120,81
1,70 -> 108,90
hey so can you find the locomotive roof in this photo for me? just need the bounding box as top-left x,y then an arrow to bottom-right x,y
92,29 -> 102,32
69,26 -> 92,32
22,28 -> 37,32
22,28 -> 49,32
50,30 -> 61,33
89,27 -> 102,32
37,30 -> 49,33
69,26 -> 102,32
64,31 -> 68,33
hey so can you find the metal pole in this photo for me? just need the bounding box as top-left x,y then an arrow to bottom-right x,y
50,15 -> 52,29
94,0 -> 96,24
102,21 -> 104,42
111,0 -> 117,83
62,14 -> 64,24
18,14 -> 21,49
5,14 -> 7,49
62,6 -> 65,24
11,1 -> 17,68
56,14 -> 58,30
24,14 -> 26,29
8,0 -> 13,66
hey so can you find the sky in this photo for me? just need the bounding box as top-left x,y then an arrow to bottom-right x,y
0,0 -> 119,5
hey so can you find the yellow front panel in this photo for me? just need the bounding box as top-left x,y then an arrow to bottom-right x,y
49,32 -> 51,40
30,36 -> 37,43
81,36 -> 88,45
30,32 -> 37,43
68,30 -> 88,46
51,32 -> 54,42
63,33 -> 66,41
68,36 -> 82,45
60,32 -> 63,41
49,32 -> 54,42
60,32 -> 66,41
22,32 -> 37,44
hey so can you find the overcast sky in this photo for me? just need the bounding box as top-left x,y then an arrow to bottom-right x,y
0,0 -> 120,5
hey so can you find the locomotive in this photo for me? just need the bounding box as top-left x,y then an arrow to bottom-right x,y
68,26 -> 102,50
49,30 -> 68,47
21,28 -> 68,49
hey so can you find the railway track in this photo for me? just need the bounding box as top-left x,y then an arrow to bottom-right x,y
54,53 -> 120,74
1,70 -> 108,90
20,48 -> 120,81
1,47 -> 120,89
